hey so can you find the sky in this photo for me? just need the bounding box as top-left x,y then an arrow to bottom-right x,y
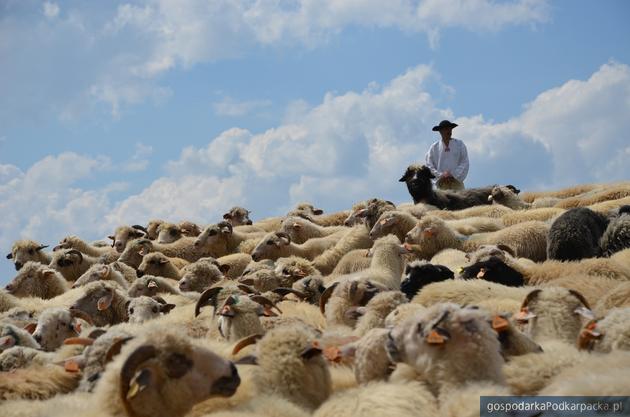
1,0 -> 629,284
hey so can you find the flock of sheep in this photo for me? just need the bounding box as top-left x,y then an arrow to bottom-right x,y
1,163 -> 630,417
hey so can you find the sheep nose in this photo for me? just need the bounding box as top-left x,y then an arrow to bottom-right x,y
14,262 -> 22,270
251,254 -> 260,262
211,362 -> 241,396
33,334 -> 42,343
245,220 -> 253,225
5,284 -> 14,293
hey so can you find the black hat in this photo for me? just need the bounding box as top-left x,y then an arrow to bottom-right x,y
432,120 -> 458,132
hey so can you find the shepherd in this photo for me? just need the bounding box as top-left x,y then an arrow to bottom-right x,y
425,119 -> 469,190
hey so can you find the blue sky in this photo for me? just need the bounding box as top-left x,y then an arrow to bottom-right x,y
1,0 -> 629,284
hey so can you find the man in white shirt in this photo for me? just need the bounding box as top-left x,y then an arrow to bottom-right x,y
425,120 -> 469,190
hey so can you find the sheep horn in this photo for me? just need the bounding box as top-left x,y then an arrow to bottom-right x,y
195,287 -> 223,317
236,284 -> 258,294
63,337 -> 94,346
119,345 -> 157,413
232,334 -> 264,356
272,287 -> 307,300
319,282 -> 339,315
496,244 -> 516,257
131,225 -> 148,234
249,295 -> 282,315
66,249 -> 84,264
520,289 -> 542,309
568,289 -> 592,310
69,308 -> 95,326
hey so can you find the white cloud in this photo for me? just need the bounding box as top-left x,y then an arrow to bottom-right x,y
0,0 -> 550,122
213,96 -> 272,117
123,143 -> 154,172
43,2 -> 60,19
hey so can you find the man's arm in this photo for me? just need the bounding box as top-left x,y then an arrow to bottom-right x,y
425,143 -> 441,177
452,142 -> 469,182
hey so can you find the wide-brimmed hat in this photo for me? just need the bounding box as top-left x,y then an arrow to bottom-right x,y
432,120 -> 458,131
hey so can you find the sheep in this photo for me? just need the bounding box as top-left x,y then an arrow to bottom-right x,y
368,210 -> 417,242
352,291 -> 408,337
459,256 -> 525,287
443,216 -> 505,235
223,206 -> 253,226
428,248 -> 468,273
30,307 -> 92,351
0,290 -> 19,313
4,261 -> 68,299
54,235 -> 119,262
127,296 -> 176,324
400,261 -> 454,300
0,323 -> 40,352
321,278 -> 386,328
588,195 -> 630,214
330,328 -> 393,384
312,225 -> 373,275
520,183 -> 601,203
6,239 -> 51,271
385,303 -> 427,328
215,253 -> 251,279
109,225 -> 147,252
530,196 -> 562,208
428,204 -> 513,220
386,303 -> 505,397
541,274 -> 623,307
215,295 -> 268,342
338,235 -> 408,290
487,185 -> 530,209
398,164 -> 495,209
71,281 -> 130,326
514,287 -> 594,344
274,256 -> 320,284
251,232 -> 340,262
554,183 -> 630,209
73,263 -> 130,289
576,308 -> 630,353
547,207 -> 610,261
595,281 -> 630,316
128,276 -> 180,298
412,279 -> 529,308
0,363 -> 80,401
232,323 -> 331,411
405,216 -> 549,262
156,222 -> 186,243
178,260 -> 225,293
197,221 -> 265,255
281,216 -> 347,244
599,212 -> 630,256
292,276 -> 326,305
55,328 -> 241,417
145,219 -> 165,240
328,248 -> 372,277
138,251 -> 184,279
49,248 -> 101,281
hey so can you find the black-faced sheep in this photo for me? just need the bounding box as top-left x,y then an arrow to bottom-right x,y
459,256 -> 525,287
547,207 -> 610,261
49,248 -> 101,281
400,261 -> 454,300
398,164 -> 494,209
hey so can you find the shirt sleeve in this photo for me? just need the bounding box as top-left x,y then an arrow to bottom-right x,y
452,141 -> 469,182
425,143 -> 441,177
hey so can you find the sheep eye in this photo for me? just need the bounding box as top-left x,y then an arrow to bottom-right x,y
208,230 -> 217,236
152,307 -> 158,313
129,308 -> 134,314
416,323 -> 423,333
28,249 -> 34,255
267,240 -> 274,245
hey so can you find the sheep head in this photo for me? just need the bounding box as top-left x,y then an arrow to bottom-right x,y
156,223 -> 183,244
251,232 -> 291,262
117,332 -> 240,417
4,261 -> 66,299
6,239 -> 49,271
110,225 -> 147,253
223,206 -> 253,226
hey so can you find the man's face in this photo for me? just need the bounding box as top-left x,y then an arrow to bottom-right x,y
439,127 -> 452,141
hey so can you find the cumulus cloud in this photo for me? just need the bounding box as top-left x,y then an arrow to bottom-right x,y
213,96 -> 272,117
0,0 -> 550,122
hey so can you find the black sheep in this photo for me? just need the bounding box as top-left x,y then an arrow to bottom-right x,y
459,256 -> 524,287
398,164 -> 495,209
400,261 -> 454,300
599,211 -> 630,257
547,207 -> 610,261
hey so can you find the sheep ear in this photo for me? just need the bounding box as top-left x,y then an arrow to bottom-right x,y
355,209 -> 368,218
160,304 -> 176,314
63,356 -> 85,373
223,213 -> 232,220
344,306 -> 366,322
108,235 -> 115,241
63,337 -> 95,346
97,290 -> 114,311
496,244 -> 516,257
42,269 -> 57,279
37,245 -> 49,251
23,323 -> 37,334
574,306 -> 595,321
398,170 -> 410,182
313,208 -> 324,215
292,222 -> 302,229
301,341 -> 323,360
159,258 -> 169,265
6,253 -> 13,259
319,282 -> 339,314
100,265 -> 110,278
491,316 -> 510,332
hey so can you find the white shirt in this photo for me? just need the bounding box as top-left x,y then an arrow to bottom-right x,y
425,138 -> 469,182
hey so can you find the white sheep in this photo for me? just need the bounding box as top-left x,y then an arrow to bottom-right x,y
73,263 -> 130,289
127,296 -> 176,324
4,261 -> 69,299
6,239 -> 51,271
54,235 -> 119,262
